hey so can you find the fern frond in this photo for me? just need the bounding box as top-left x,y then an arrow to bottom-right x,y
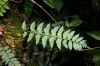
22,21 -> 88,51
0,46 -> 20,66
0,0 -> 9,16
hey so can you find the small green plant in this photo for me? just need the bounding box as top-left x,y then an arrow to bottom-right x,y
0,0 -> 9,16
0,46 -> 20,66
22,21 -> 88,51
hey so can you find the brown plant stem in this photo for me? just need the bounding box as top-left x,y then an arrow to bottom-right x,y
31,0 -> 58,23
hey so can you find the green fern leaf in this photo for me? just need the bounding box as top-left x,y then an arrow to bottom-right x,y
5,58 -> 10,65
79,40 -> 87,48
30,22 -> 35,31
56,38 -> 62,50
22,21 -> 27,31
4,46 -> 9,50
49,26 -> 59,49
73,43 -> 77,50
57,26 -> 63,38
36,34 -> 41,44
6,49 -> 11,53
8,53 -> 15,58
0,47 -> 3,51
65,20 -> 70,27
3,3 -> 9,9
76,37 -> 83,43
27,33 -> 34,42
1,6 -> 6,13
63,40 -> 68,49
51,26 -> 59,36
27,22 -> 35,42
8,62 -> 14,66
36,23 -> 44,44
23,32 -> 27,38
2,55 -> 7,61
0,11 -> 4,16
79,40 -> 86,44
11,58 -> 17,62
42,36 -> 48,48
72,34 -> 79,41
14,61 -> 20,66
56,27 -> 63,50
63,30 -> 71,39
49,37 -> 55,49
0,46 -> 20,66
76,44 -> 82,51
68,31 -> 75,40
68,41 -> 72,50
42,24 -> 50,47
44,23 -> 50,35
37,23 -> 44,33
0,0 -> 9,16
82,43 -> 87,48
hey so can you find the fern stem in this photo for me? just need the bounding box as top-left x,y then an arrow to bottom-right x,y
81,46 -> 100,51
